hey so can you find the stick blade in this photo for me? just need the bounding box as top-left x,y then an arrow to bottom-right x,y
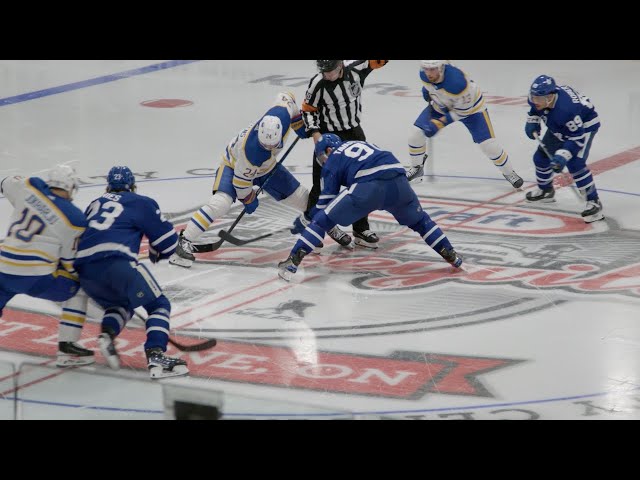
168,337 -> 217,352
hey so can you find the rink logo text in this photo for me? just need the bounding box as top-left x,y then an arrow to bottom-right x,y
249,75 -> 527,105
187,197 -> 640,299
165,195 -> 640,340
0,309 -> 522,399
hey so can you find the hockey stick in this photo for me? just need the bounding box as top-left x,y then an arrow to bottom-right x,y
133,310 -> 217,352
191,136 -> 301,253
425,136 -> 435,182
218,225 -> 291,246
533,132 -> 584,201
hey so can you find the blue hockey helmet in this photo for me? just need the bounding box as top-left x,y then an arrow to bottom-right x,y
530,75 -> 557,97
107,166 -> 136,192
314,133 -> 343,162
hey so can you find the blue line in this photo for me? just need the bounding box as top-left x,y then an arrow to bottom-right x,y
6,385 -> 639,418
426,174 -> 640,197
0,60 -> 201,107
12,397 -> 163,415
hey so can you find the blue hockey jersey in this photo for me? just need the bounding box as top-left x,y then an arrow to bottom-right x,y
74,191 -> 178,266
314,141 -> 405,212
528,85 -> 600,157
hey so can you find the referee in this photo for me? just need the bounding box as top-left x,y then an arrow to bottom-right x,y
294,59 -> 388,249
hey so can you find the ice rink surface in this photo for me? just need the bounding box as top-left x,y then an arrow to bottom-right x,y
1,60 -> 639,419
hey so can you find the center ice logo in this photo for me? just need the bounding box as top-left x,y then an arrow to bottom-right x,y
168,195 -> 640,341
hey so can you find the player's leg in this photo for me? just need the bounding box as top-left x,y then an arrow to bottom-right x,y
406,107 -> 432,183
344,127 -> 379,248
464,111 -> 523,189
56,288 -> 94,367
278,182 -> 379,280
565,132 -> 603,222
525,131 -> 562,202
170,161 -> 235,268
387,176 -> 462,267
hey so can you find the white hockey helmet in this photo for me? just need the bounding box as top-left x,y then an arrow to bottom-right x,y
47,164 -> 78,199
258,115 -> 283,150
421,60 -> 445,70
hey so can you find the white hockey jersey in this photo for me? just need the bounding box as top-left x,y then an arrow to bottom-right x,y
420,63 -> 486,120
0,176 -> 86,277
220,93 -> 306,200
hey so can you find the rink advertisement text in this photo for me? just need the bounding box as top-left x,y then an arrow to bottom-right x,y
0,309 -> 519,399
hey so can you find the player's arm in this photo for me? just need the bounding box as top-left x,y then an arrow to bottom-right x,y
524,99 -> 543,139
554,119 -> 587,168
0,176 -> 26,206
58,208 -> 87,277
368,60 -> 388,69
308,169 -> 340,218
273,92 -> 307,139
302,77 -> 323,140
349,60 -> 382,80
143,198 -> 179,263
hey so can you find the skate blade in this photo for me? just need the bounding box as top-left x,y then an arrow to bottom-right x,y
104,356 -> 120,370
56,356 -> 95,368
525,197 -> 556,204
278,268 -> 294,282
149,365 -> 189,379
98,343 -> 120,370
169,256 -> 193,268
354,239 -> 379,250
583,213 -> 605,223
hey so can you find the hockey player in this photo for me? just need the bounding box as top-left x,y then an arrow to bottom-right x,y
0,165 -> 95,367
291,60 -> 390,250
406,60 -> 523,189
524,74 -> 604,223
278,134 -> 463,281
74,166 -> 189,379
169,91 -> 311,268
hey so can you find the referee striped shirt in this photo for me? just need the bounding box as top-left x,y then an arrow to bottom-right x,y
302,60 -> 384,134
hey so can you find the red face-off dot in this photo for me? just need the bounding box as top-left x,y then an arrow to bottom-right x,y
140,99 -> 193,108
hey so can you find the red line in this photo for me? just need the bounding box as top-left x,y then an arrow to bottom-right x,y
435,144 -> 640,230
552,145 -> 640,187
0,359 -> 65,397
177,274 -> 323,328
0,358 -> 54,383
171,276 -> 282,320
98,145 -> 640,331
174,227 -> 419,328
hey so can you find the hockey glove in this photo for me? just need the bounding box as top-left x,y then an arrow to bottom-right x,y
525,116 -> 541,139
240,190 -> 259,214
422,87 -> 431,104
292,112 -> 308,139
148,246 -> 160,263
422,112 -> 452,138
369,60 -> 388,69
551,149 -> 572,173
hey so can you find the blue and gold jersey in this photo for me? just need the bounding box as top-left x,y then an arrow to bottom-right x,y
221,92 -> 307,200
0,176 -> 86,277
420,63 -> 485,119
